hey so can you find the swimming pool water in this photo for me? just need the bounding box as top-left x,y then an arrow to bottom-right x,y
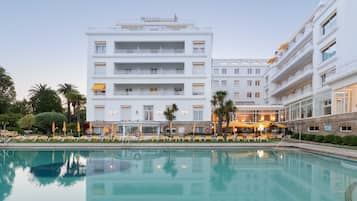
0,149 -> 356,201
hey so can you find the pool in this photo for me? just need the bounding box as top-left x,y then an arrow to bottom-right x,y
0,148 -> 356,201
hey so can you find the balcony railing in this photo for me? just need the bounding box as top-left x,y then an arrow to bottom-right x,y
113,91 -> 184,96
114,69 -> 184,75
271,66 -> 313,96
115,48 -> 184,54
272,41 -> 313,81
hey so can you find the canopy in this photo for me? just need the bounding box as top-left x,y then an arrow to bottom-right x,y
92,83 -> 106,91
222,121 -> 254,128
252,121 -> 272,128
272,122 -> 288,128
267,57 -> 278,64
278,42 -> 289,51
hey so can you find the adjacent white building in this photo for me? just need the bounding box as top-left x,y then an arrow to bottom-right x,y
86,17 -> 213,135
212,59 -> 268,105
266,0 -> 357,133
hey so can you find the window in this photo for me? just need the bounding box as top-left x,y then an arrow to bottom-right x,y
95,41 -> 106,54
192,62 -> 205,74
248,68 -> 252,74
323,99 -> 331,115
94,105 -> 105,121
193,40 -> 205,53
150,87 -> 158,95
192,83 -> 204,95
340,125 -> 352,132
247,80 -> 252,86
221,80 -> 227,87
308,126 -> 320,132
255,92 -> 260,98
255,80 -> 260,86
144,105 -> 154,121
234,80 -> 239,86
174,87 -> 183,95
213,68 -> 219,74
124,68 -> 132,74
193,105 -> 204,121
120,105 -> 131,121
322,41 -> 336,62
151,68 -> 158,74
234,92 -> 239,100
176,67 -> 184,74
247,92 -> 252,98
322,12 -> 336,36
234,68 -> 239,74
94,62 -> 106,75
256,68 -> 261,75
221,68 -> 227,74
321,74 -> 326,87
125,88 -> 132,95
195,127 -> 204,133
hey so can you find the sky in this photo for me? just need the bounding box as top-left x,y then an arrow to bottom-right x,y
0,0 -> 320,100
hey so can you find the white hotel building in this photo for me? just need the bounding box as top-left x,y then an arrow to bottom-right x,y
266,0 -> 357,133
86,17 -> 213,135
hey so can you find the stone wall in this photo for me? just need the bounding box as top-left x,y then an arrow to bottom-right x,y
287,112 -> 357,136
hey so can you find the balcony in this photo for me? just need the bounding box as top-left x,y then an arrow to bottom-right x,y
113,84 -> 184,96
281,86 -> 313,105
114,42 -> 184,54
272,41 -> 313,82
274,23 -> 313,66
114,63 -> 184,75
271,66 -> 313,96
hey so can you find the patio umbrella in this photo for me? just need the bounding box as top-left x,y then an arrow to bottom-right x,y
138,123 -> 142,135
213,122 -> 216,134
62,121 -> 67,136
52,122 -> 56,134
192,122 -> 196,135
89,122 -> 93,134
111,124 -> 115,138
77,122 -> 81,137
222,121 -> 254,128
169,121 -> 173,134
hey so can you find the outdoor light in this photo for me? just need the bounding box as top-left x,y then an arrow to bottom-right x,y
156,164 -> 161,169
181,164 -> 187,169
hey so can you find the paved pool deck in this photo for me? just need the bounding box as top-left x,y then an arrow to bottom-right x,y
1,142 -> 357,160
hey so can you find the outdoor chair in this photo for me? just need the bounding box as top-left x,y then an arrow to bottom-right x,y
257,134 -> 268,142
216,136 -> 224,142
246,134 -> 255,142
237,135 -> 244,142
184,135 -> 192,142
226,135 -> 234,142
205,136 -> 211,142
194,135 -> 202,142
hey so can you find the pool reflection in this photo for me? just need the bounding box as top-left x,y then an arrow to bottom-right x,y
0,149 -> 357,201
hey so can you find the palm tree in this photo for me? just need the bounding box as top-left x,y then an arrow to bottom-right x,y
223,100 -> 237,134
163,104 -> 179,136
29,84 -> 62,113
211,91 -> 236,136
68,91 -> 86,122
211,91 -> 227,135
57,84 -> 78,122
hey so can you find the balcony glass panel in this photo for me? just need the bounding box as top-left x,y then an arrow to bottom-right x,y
114,84 -> 184,96
114,63 -> 184,75
115,42 -> 184,54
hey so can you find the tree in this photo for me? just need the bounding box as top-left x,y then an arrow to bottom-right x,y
29,84 -> 63,113
211,91 -> 236,136
17,114 -> 35,130
163,104 -> 179,136
57,83 -> 78,123
0,113 -> 23,129
0,67 -> 16,114
9,99 -> 31,114
68,92 -> 86,123
223,100 -> 237,134
34,112 -> 66,134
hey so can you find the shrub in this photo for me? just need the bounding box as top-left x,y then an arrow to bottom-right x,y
34,112 -> 66,134
17,114 -> 35,130
323,135 -> 335,143
343,135 -> 357,146
291,133 -> 299,139
0,113 -> 23,128
313,135 -> 324,143
333,136 -> 343,144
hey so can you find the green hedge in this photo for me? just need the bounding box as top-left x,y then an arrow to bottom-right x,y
291,133 -> 357,146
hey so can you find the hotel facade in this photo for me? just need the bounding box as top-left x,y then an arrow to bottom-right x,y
87,0 -> 357,135
86,17 -> 213,135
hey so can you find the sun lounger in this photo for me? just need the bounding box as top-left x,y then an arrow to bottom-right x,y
194,135 -> 202,142
184,135 -> 191,142
205,136 -> 211,142
216,136 -> 224,142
